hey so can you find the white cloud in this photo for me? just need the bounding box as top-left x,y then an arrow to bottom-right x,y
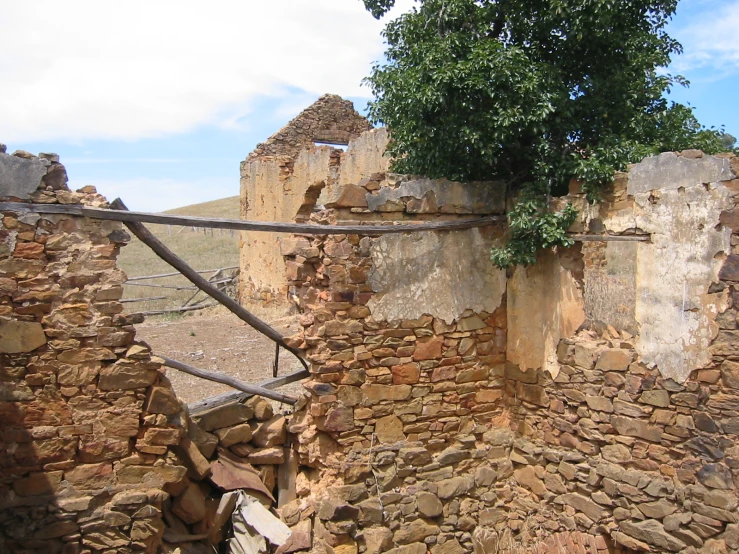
671,2 -> 739,73
0,0 -> 413,143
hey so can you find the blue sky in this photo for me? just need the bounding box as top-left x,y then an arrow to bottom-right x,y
3,0 -> 738,212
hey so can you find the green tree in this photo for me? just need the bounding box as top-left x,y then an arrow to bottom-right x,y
361,0 -> 728,267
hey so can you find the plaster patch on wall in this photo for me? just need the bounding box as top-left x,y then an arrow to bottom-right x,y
367,229 -> 506,324
631,182 -> 732,382
366,178 -> 506,215
507,251 -> 586,378
627,152 -> 732,195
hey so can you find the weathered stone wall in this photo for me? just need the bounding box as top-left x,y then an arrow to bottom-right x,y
245,94 -> 373,162
262,150 -> 739,554
0,147 -> 293,554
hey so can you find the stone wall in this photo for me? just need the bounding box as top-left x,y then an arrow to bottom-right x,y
0,147 -> 293,554
245,94 -> 373,162
258,149 -> 739,554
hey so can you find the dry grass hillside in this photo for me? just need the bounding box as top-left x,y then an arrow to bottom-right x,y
117,196 -> 241,314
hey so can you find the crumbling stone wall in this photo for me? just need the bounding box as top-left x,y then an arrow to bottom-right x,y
0,147 -> 294,554
245,94 -> 373,162
256,147 -> 739,554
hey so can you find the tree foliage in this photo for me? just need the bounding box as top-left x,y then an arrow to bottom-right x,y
361,0 -> 732,267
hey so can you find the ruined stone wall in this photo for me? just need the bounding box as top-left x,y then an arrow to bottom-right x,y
264,150 -> 739,554
245,94 -> 373,162
0,147 -> 293,554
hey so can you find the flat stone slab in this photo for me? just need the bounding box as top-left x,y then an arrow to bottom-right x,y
0,153 -> 47,199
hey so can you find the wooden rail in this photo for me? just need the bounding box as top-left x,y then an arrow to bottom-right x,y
127,266 -> 239,281
109,199 -> 309,372
160,356 -> 299,405
0,201 -> 652,241
0,201 -> 504,235
188,369 -> 310,414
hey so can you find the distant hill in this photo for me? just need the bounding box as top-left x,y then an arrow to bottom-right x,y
117,196 -> 241,314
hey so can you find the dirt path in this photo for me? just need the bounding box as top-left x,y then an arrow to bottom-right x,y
134,309 -> 305,405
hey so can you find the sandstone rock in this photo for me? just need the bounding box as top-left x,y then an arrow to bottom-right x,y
639,390 -> 670,407
322,405 -> 354,433
0,319 -> 46,353
392,362 -> 421,384
721,360 -> 739,389
33,520 -> 78,539
393,518 -> 439,544
413,336 -> 443,361
363,526 -> 393,554
144,386 -> 180,415
399,447 -> 432,466
515,382 -> 550,407
188,421 -> 218,458
216,423 -> 253,447
698,464 -> 734,490
194,402 -> 253,432
557,493 -> 606,522
361,383 -> 411,403
174,436 -> 211,481
117,464 -> 187,487
595,349 -> 633,371
585,395 -> 613,412
514,466 -> 547,496
611,415 -> 663,442
619,519 -> 686,552
375,414 -> 405,444
416,491 -> 443,518
251,415 -> 287,447
601,444 -> 632,463
318,498 -> 359,521
172,482 -> 207,524
436,447 -> 469,466
245,395 -> 274,421
247,447 -> 285,465
611,530 -> 651,552
639,499 -> 678,519
276,519 -> 312,554
386,544 -> 426,554
64,462 -> 114,490
437,475 -> 474,499
14,470 -> 63,496
98,362 -> 157,390
358,498 -> 383,525
433,539 -> 465,554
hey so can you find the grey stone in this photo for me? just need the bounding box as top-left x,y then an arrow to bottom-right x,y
627,152 -> 732,195
0,152 -> 47,199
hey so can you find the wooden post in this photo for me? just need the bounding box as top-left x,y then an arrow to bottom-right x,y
109,198 -> 309,371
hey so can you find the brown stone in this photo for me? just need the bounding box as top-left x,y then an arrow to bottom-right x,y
0,319 -> 46,353
322,405 -> 354,432
639,389 -> 670,407
432,539 -> 465,554
361,383 -> 411,403
247,446 -> 285,465
245,396 -> 274,421
33,520 -> 78,539
144,386 -> 180,415
334,184 -> 369,208
98,362 -> 157,390
514,466 -> 547,496
13,470 -> 63,496
116,464 -> 187,486
251,415 -> 286,447
393,518 -> 440,545
65,462 -> 115,490
172,482 -> 207,524
611,415 -> 663,442
392,363 -> 420,384
558,493 -> 606,522
416,491 -> 443,518
375,414 -> 405,444
194,402 -> 253,432
363,527 -> 394,554
413,336 -> 443,361
174,436 -> 212,481
619,519 -> 686,552
595,349 -> 633,371
215,423 -> 253,447
276,519 -> 312,554
515,382 -> 550,407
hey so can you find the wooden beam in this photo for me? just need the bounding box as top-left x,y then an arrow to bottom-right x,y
161,356 -> 299,405
135,302 -> 218,316
127,266 -> 239,281
120,296 -> 168,303
0,201 -> 504,235
569,234 -> 650,242
108,199 -> 309,372
188,369 -> 310,415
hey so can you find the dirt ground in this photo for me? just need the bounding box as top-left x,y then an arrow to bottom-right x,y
134,308 -> 306,405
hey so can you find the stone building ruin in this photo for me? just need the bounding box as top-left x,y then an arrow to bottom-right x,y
3,95 -> 739,554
